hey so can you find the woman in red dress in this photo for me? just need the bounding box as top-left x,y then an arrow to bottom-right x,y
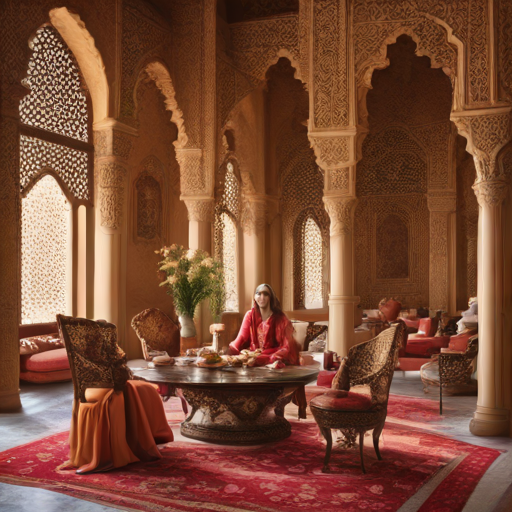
229,283 -> 299,366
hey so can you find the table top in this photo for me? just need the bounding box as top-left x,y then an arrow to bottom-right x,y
131,364 -> 319,387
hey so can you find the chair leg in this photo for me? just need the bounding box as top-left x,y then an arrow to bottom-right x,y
373,420 -> 385,460
319,427 -> 333,473
359,431 -> 366,474
180,397 -> 188,415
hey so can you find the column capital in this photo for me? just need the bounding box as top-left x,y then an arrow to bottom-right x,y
451,107 -> 511,181
308,131 -> 352,170
182,196 -> 214,223
473,177 -> 510,208
323,195 -> 358,236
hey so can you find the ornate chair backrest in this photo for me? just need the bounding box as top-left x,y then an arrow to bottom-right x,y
347,322 -> 404,409
131,308 -> 180,359
439,334 -> 478,386
57,315 -> 131,402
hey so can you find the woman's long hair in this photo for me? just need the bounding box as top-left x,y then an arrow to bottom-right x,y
254,283 -> 283,316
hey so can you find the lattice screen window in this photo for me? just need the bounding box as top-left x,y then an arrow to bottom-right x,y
21,175 -> 71,324
19,24 -> 92,324
303,217 -> 324,309
20,26 -> 88,142
214,162 -> 240,312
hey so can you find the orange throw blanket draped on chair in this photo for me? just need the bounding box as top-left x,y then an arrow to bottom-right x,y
69,381 -> 173,474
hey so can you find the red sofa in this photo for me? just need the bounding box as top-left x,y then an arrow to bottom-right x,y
19,322 -> 71,383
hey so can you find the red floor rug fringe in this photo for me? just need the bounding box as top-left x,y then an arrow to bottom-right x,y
0,398 -> 500,512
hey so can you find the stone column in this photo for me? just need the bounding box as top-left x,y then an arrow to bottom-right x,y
452,107 -> 511,436
427,193 -> 457,313
471,177 -> 509,435
241,195 -> 267,313
181,193 -> 214,346
0,114 -> 22,412
93,119 -> 135,346
323,194 -> 358,356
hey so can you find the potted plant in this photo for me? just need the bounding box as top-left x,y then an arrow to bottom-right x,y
156,244 -> 225,339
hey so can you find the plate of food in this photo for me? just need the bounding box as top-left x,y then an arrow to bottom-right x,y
196,352 -> 228,368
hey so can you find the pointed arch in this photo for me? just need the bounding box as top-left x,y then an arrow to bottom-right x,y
49,7 -> 109,123
143,61 -> 188,149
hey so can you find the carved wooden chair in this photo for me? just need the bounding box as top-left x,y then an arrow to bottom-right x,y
131,308 -> 188,413
310,322 -> 404,474
439,334 -> 478,414
131,308 -> 180,360
57,315 -> 173,474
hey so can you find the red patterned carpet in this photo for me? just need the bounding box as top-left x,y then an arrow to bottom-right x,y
0,396 -> 500,512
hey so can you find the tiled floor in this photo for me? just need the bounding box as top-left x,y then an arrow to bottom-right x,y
0,371 -> 510,512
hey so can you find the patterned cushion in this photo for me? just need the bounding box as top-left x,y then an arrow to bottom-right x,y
310,390 -> 372,411
20,334 -> 63,355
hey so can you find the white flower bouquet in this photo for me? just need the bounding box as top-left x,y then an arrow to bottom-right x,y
156,244 -> 225,321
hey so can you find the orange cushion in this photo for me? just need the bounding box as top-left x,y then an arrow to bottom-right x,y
25,347 -> 70,372
310,389 -> 372,411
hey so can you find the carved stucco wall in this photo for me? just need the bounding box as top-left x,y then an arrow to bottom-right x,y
355,36 -> 453,309
125,77 -> 187,358
265,59 -> 329,310
353,0 -> 490,107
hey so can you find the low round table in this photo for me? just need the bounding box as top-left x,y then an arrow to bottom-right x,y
132,364 -> 318,445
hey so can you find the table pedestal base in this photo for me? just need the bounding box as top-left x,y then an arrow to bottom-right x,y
181,384 -> 295,445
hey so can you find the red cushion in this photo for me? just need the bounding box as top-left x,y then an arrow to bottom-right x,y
19,369 -> 72,383
448,332 -> 476,352
405,336 -> 450,356
316,370 -> 336,387
310,390 -> 372,411
403,318 -> 420,329
396,357 -> 431,371
25,347 -> 70,372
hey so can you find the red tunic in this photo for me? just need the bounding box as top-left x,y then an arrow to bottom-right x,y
229,303 -> 299,366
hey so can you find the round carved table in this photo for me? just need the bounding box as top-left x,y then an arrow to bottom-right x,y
132,364 -> 318,445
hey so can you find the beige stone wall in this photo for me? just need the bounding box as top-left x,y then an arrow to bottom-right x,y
124,78 -> 188,359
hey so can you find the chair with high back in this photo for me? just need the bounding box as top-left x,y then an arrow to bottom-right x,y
57,314 -> 174,474
131,308 -> 180,360
310,321 -> 404,474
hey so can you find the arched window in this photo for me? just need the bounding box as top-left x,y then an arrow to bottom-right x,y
294,211 -> 328,309
20,25 -> 93,324
304,217 -> 324,309
214,162 -> 240,312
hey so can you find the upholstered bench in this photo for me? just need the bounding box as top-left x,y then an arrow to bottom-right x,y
19,322 -> 72,383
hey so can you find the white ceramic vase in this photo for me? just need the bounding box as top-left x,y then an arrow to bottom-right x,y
179,314 -> 196,338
